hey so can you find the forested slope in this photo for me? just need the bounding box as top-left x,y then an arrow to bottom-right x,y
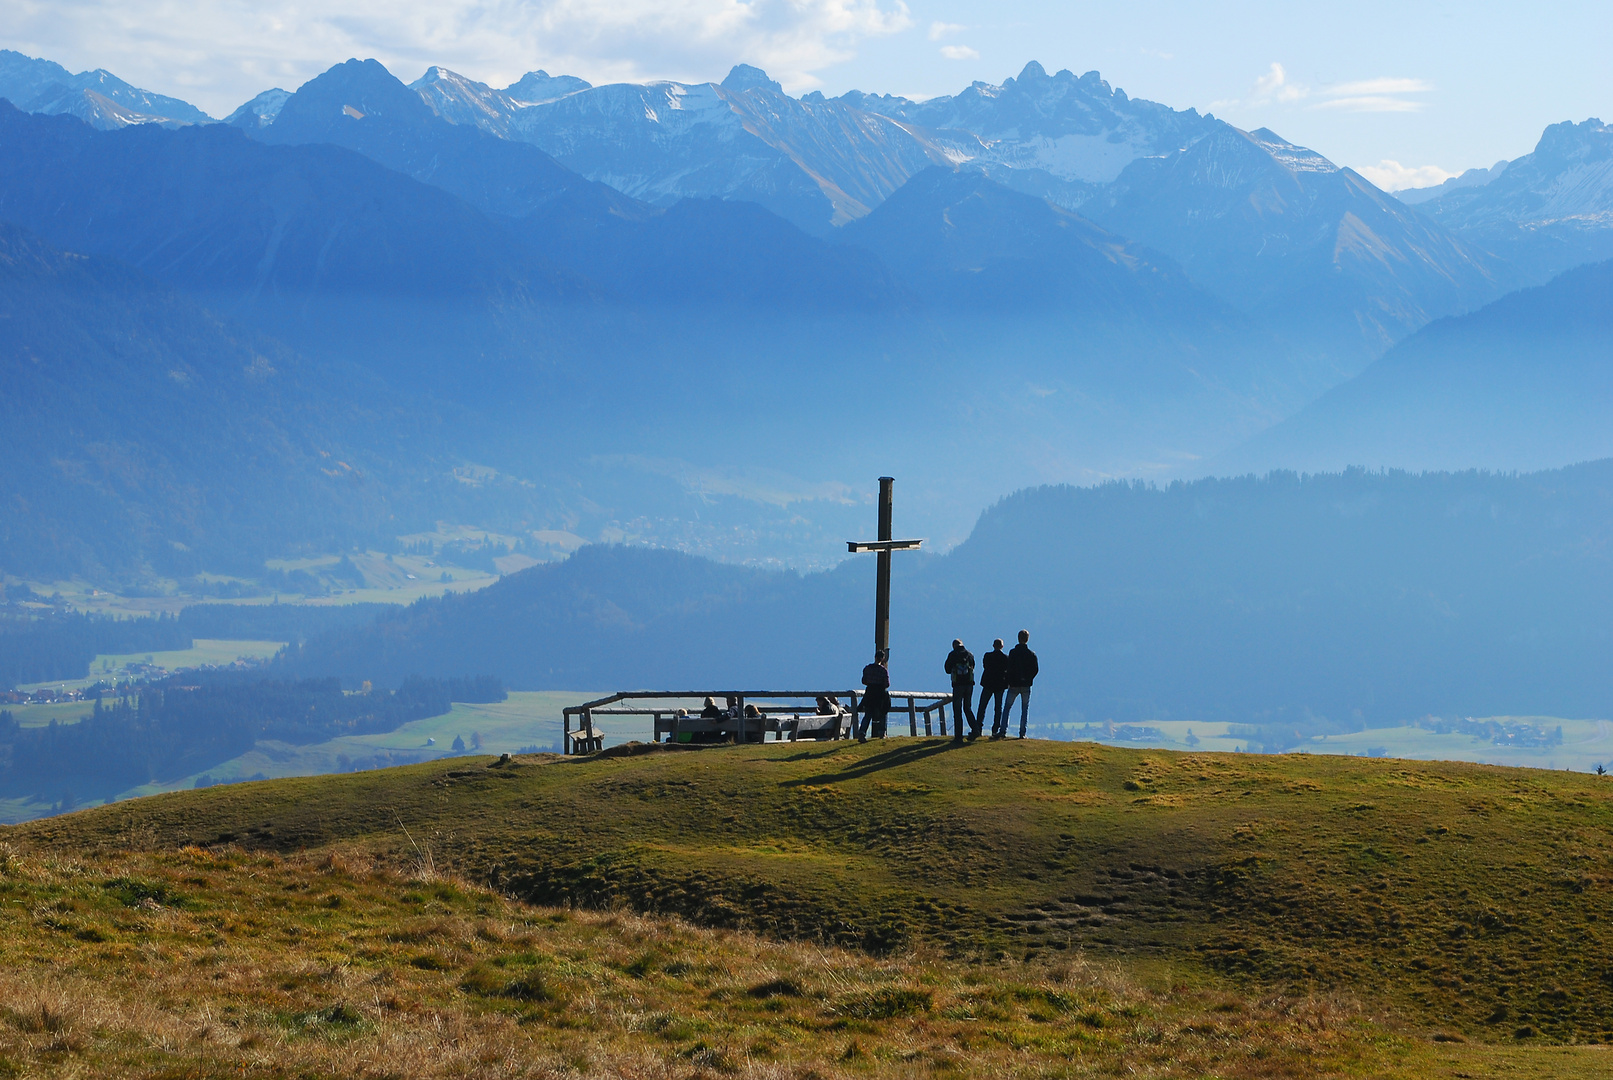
280,463 -> 1613,731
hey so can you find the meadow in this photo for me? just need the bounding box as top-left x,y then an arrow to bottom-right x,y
1070,718 -> 1613,774
4,738 -> 1611,1076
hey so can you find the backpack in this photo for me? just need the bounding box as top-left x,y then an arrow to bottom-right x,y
950,649 -> 975,681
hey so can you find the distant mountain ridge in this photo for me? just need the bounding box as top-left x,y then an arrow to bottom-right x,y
1413,118 -> 1613,283
0,49 -> 211,128
347,56 -> 1497,362
837,62 -> 1217,207
1088,123 -> 1502,369
247,58 -> 637,222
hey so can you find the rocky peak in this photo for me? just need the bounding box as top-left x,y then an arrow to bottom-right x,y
720,65 -> 783,94
1532,118 -> 1613,167
504,70 -> 591,104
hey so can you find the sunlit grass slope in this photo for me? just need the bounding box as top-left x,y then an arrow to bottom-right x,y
5,739 -> 1613,1076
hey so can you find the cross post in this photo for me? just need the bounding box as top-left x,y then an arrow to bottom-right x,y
847,476 -> 924,662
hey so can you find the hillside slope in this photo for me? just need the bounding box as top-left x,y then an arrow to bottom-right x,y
15,741 -> 1613,1048
1217,257 -> 1613,474
277,464 -> 1613,732
0,223 -> 428,581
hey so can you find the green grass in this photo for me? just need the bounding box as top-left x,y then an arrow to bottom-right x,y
17,639 -> 287,695
0,843 -> 1501,1080
15,741 -> 1613,1044
5,701 -> 100,730
5,741 -> 1613,1075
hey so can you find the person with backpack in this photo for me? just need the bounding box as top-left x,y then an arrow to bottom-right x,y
1003,629 -> 1039,739
979,638 -> 1009,739
857,650 -> 892,742
943,639 -> 976,743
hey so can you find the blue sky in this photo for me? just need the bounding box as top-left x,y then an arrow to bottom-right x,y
4,0 -> 1608,188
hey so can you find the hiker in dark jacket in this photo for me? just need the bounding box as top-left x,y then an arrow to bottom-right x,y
1003,630 -> 1039,739
857,650 -> 892,742
943,639 -> 976,743
979,638 -> 1009,739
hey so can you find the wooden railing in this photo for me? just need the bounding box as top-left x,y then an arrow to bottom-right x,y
560,689 -> 956,754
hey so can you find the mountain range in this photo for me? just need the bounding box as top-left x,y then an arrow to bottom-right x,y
4,47 -> 1613,586
244,57 -> 1508,369
1407,118 -> 1613,282
0,49 -> 211,127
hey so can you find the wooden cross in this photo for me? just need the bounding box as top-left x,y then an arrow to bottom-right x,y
846,476 -> 924,662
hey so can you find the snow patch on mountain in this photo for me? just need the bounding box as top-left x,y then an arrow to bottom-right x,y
224,89 -> 290,129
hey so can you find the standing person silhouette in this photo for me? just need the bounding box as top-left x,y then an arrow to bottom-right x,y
979,638 -> 1008,739
857,650 -> 892,742
1003,630 -> 1039,739
943,638 -> 976,743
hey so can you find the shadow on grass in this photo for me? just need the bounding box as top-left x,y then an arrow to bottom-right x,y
780,738 -> 967,786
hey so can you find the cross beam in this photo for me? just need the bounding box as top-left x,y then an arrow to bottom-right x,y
847,476 -> 924,662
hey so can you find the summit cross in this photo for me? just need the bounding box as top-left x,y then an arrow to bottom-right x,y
846,476 -> 924,663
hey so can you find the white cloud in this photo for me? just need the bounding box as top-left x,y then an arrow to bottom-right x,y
1356,159 -> 1457,191
939,44 -> 979,60
1251,62 -> 1307,104
1314,96 -> 1426,113
1218,63 -> 1433,116
1325,77 -> 1433,97
1313,76 -> 1431,113
928,21 -> 964,41
0,0 -> 914,115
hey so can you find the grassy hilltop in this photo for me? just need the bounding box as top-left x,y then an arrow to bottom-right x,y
3,739 -> 1613,1078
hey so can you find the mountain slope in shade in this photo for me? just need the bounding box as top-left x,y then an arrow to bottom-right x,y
839,61 -> 1217,208
0,100 -> 568,300
0,48 -> 211,127
0,223 -> 434,581
841,166 -> 1200,313
1416,119 -> 1613,282
837,166 -> 1319,418
518,194 -> 903,312
1087,124 -> 1501,369
0,99 -> 610,409
1214,257 -> 1613,475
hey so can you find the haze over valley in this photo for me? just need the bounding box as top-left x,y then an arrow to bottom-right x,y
2,45 -> 1611,814
6,10 -> 1613,1074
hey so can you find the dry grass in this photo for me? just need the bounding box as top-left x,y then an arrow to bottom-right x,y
0,841 -> 1416,1079
8,742 -> 1613,1077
